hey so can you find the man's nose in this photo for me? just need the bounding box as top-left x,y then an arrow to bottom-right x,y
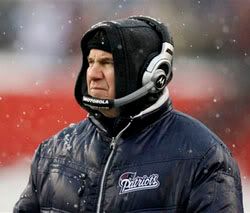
88,63 -> 103,79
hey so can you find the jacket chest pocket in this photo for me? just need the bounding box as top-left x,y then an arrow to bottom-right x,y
37,162 -> 88,212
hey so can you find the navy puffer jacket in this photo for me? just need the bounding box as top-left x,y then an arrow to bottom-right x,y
14,98 -> 243,212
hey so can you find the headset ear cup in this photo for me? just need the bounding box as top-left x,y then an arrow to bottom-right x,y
151,69 -> 167,92
158,62 -> 172,83
140,52 -> 159,86
142,42 -> 173,89
142,59 -> 172,92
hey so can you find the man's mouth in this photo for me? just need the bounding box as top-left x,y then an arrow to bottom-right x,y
91,87 -> 106,91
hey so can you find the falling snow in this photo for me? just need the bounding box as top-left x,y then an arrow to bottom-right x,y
0,1 -> 249,212
117,44 -> 122,49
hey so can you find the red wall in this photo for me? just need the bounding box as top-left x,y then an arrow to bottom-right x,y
1,90 -> 249,177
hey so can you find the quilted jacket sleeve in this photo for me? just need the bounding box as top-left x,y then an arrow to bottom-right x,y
13,146 -> 41,212
186,143 -> 244,213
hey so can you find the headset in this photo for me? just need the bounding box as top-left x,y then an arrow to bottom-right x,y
82,16 -> 174,110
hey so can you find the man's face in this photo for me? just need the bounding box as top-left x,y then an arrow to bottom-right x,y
87,49 -> 115,100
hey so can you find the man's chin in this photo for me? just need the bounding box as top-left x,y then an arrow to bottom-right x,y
89,92 -> 108,99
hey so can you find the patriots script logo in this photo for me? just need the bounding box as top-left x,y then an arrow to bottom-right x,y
118,172 -> 160,194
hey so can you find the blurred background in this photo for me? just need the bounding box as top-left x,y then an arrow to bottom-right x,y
0,0 -> 249,211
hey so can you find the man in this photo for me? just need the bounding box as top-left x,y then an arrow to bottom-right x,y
14,16 -> 243,212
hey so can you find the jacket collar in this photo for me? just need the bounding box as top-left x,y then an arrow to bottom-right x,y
89,88 -> 172,138
133,87 -> 170,119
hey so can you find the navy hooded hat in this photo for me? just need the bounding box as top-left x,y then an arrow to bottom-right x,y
74,16 -> 174,116
86,30 -> 111,54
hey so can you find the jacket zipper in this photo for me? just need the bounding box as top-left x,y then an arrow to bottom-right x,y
96,119 -> 133,213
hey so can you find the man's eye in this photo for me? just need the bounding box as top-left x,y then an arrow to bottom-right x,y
88,60 -> 94,65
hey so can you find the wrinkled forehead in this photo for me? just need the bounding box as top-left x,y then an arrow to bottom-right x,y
87,49 -> 113,59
